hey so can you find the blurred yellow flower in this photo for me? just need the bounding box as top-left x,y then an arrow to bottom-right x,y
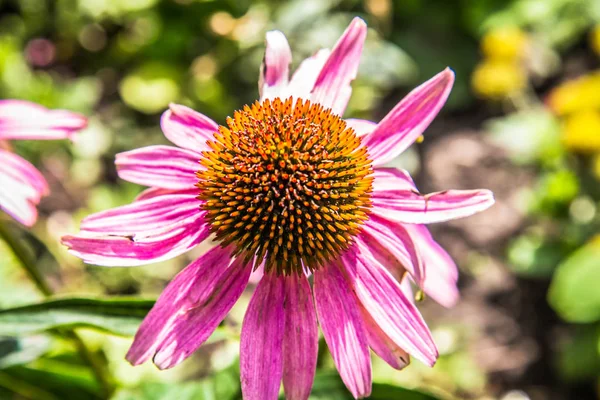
481,27 -> 528,61
561,110 -> 600,153
591,24 -> 600,56
547,71 -> 600,116
472,60 -> 526,99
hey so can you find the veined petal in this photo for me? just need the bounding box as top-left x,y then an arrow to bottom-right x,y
0,100 -> 86,140
345,118 -> 376,137
240,273 -> 286,400
282,274 -> 318,400
363,68 -> 455,166
359,305 -> 410,370
314,264 -> 371,399
404,224 -> 459,308
259,31 -> 292,101
311,17 -> 367,116
80,192 -> 200,235
153,256 -> 252,369
115,145 -> 200,190
342,243 -> 438,366
160,104 -> 218,152
126,245 -> 230,365
361,215 -> 424,287
61,215 -> 209,267
372,188 -> 495,224
0,149 -> 48,198
287,49 -> 330,99
372,167 -> 416,192
0,172 -> 39,226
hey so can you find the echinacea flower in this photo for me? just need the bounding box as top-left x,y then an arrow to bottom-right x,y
0,100 -> 86,226
62,18 -> 494,399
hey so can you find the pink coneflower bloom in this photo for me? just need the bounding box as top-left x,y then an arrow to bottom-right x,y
0,100 -> 86,226
62,17 -> 494,399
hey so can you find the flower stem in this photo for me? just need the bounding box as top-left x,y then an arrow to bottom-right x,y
0,219 -> 115,398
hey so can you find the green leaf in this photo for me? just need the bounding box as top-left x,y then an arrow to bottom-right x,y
0,297 -> 155,337
556,324 -> 600,382
548,241 -> 600,323
0,335 -> 52,369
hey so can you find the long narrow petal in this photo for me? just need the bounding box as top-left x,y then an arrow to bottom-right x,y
342,244 -> 438,366
361,215 -> 424,286
160,104 -> 218,152
152,256 -> 252,369
314,264 -> 371,399
240,273 -> 286,400
372,189 -> 495,224
0,100 -> 86,140
61,215 -> 209,266
115,145 -> 200,190
282,274 -> 318,400
0,172 -> 39,226
287,49 -> 330,99
372,167 -> 416,192
345,118 -> 376,137
259,31 -> 292,101
363,68 -> 455,166
80,192 -> 200,235
359,305 -> 410,370
126,245 -> 231,365
404,224 -> 459,308
311,17 -> 367,116
0,149 -> 48,198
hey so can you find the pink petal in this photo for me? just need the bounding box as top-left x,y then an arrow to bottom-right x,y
0,100 -> 86,140
342,243 -> 438,366
359,305 -> 410,370
160,104 -> 218,152
61,215 -> 209,266
80,192 -> 200,235
311,17 -> 367,116
152,255 -> 252,369
363,68 -> 455,166
314,264 -> 371,399
372,188 -> 495,224
372,167 -> 417,192
0,149 -> 48,197
287,49 -> 330,99
240,273 -> 286,400
115,145 -> 200,190
345,118 -> 376,137
282,274 -> 318,400
361,215 -> 424,286
0,172 -> 39,226
126,245 -> 230,365
259,31 -> 292,101
404,224 -> 459,308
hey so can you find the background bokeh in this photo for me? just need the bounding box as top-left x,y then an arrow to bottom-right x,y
1,0 -> 600,399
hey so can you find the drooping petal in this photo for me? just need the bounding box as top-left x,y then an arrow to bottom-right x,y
361,215 -> 424,286
345,118 -> 376,137
404,224 -> 459,308
80,192 -> 200,235
0,100 -> 86,140
363,68 -> 455,166
282,274 -> 318,400
311,17 -> 367,116
314,263 -> 371,399
342,243 -> 438,366
372,188 -> 495,224
126,245 -> 231,365
359,305 -> 410,370
0,149 -> 48,198
259,31 -> 292,101
0,172 -> 39,226
61,215 -> 209,267
287,49 -> 330,99
240,273 -> 286,400
152,256 -> 252,369
160,104 -> 218,152
372,167 -> 416,192
115,145 -> 200,190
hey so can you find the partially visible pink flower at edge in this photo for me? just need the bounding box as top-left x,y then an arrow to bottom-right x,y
0,100 -> 87,226
61,17 -> 494,400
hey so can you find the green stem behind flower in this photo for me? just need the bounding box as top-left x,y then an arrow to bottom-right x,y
0,219 -> 115,399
